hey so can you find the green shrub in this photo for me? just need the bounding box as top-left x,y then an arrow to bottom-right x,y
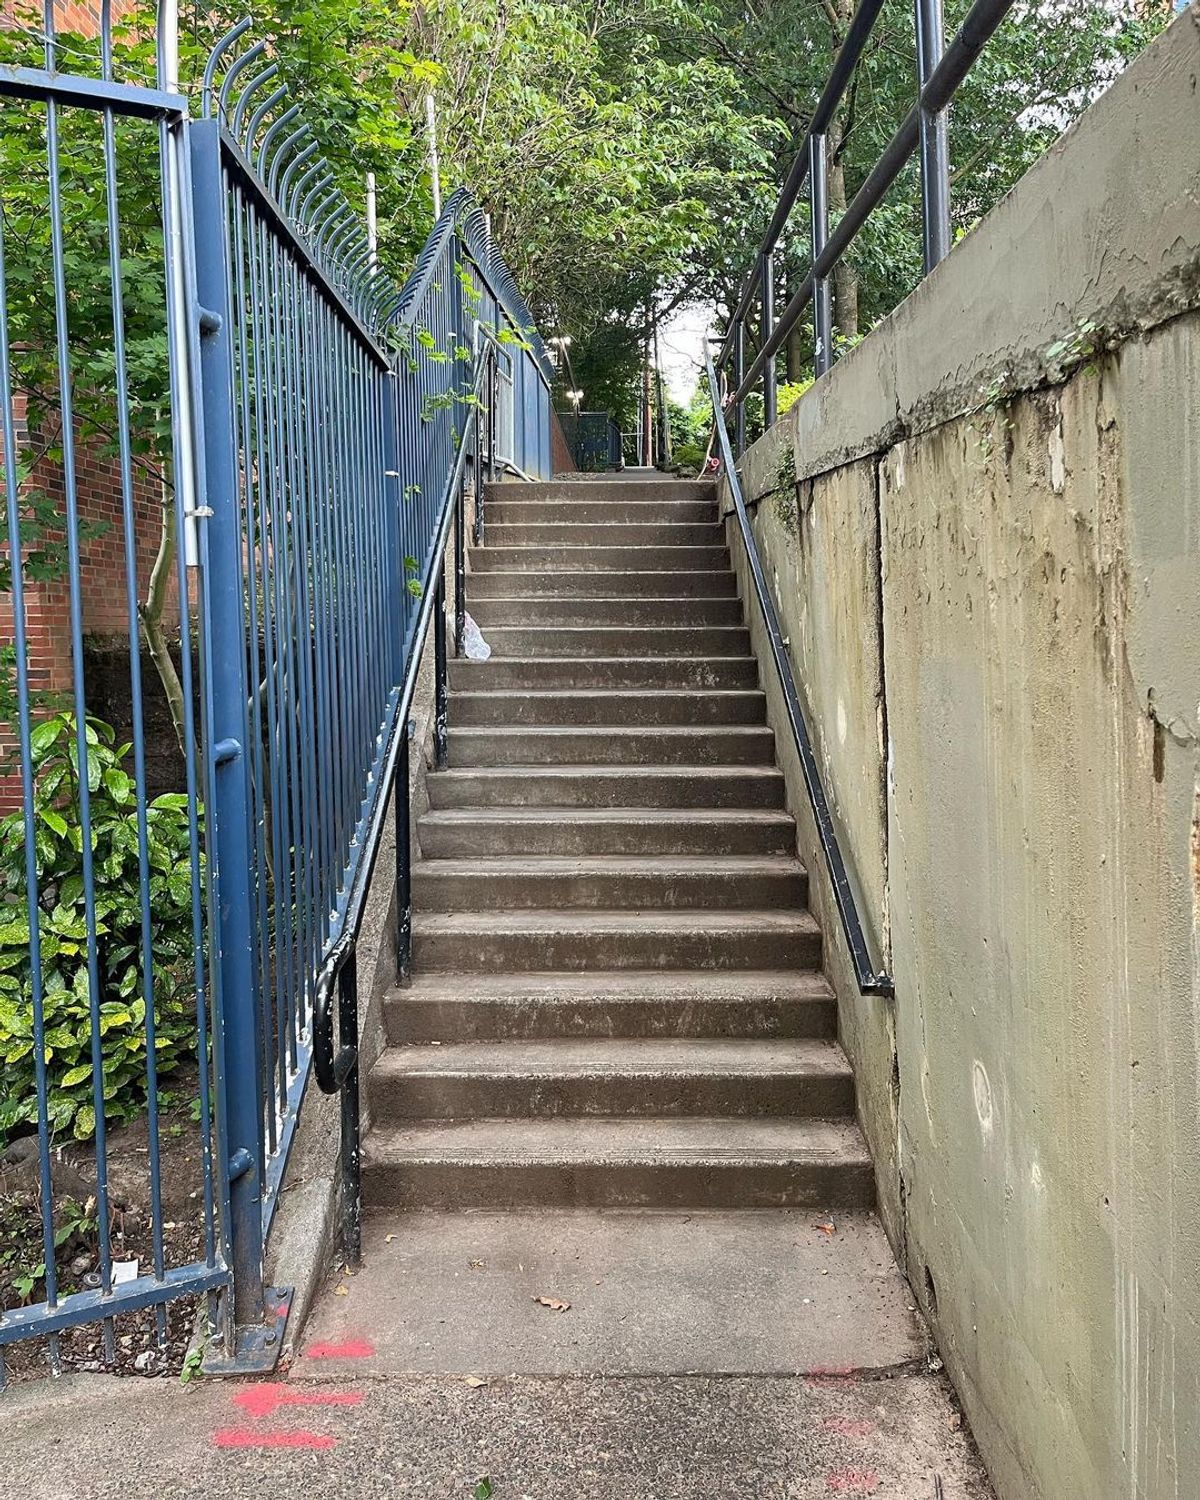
777,379 -> 813,418
0,714 -> 199,1144
672,441 -> 706,473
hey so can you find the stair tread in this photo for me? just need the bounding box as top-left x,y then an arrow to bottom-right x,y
418,807 -> 794,825
411,854 -> 805,877
394,969 -> 833,1001
450,689 -> 764,701
412,908 -> 819,934
364,1116 -> 869,1165
375,1037 -> 850,1078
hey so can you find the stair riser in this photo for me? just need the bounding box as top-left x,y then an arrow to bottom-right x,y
484,627 -> 750,656
446,727 -> 775,767
471,546 -> 729,572
411,925 -> 821,971
416,817 -> 794,858
483,480 -> 716,504
363,1160 -> 875,1211
447,658 -> 757,690
425,770 -> 786,810
466,570 -> 737,599
484,523 -> 724,548
449,692 -> 766,728
384,995 -> 837,1044
471,597 -> 741,627
487,501 -> 718,524
409,867 -> 806,911
372,1073 -> 854,1122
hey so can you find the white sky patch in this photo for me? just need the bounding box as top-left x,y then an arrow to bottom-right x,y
657,301 -> 715,405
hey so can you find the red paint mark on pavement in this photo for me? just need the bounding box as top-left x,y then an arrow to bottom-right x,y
232,1383 -> 363,1421
305,1337 -> 375,1359
823,1417 -> 875,1438
215,1429 -> 337,1450
825,1471 -> 879,1493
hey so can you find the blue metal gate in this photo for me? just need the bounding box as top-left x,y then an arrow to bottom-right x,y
0,4 -> 554,1378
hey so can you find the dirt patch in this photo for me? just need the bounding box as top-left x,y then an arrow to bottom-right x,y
0,1083 -> 211,1384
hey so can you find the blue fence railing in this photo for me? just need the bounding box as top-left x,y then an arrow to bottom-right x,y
0,4 -> 553,1379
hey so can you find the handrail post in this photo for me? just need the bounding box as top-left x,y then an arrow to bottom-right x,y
810,133 -> 833,377
454,464 -> 466,655
337,952 -> 362,1269
761,250 -> 776,428
915,0 -> 951,271
433,562 -> 448,768
733,319 -> 746,457
395,730 -> 412,982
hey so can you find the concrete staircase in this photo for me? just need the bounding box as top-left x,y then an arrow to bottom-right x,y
362,474 -> 873,1213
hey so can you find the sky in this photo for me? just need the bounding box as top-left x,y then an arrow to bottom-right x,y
656,301 -> 713,405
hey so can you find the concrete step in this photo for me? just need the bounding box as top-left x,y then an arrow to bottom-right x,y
472,600 -> 742,632
409,855 -> 806,911
470,545 -> 729,573
487,499 -> 718,525
484,479 -> 717,504
416,806 -> 796,857
410,908 -> 821,971
361,1116 -> 874,1209
446,725 -> 776,767
368,1038 -> 855,1121
424,765 -> 787,810
383,970 -> 837,1043
483,522 -> 723,548
482,625 -> 750,657
449,689 -> 767,728
466,568 -> 737,598
447,657 -> 758,691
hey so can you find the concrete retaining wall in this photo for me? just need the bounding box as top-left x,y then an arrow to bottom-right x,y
726,14 -> 1200,1499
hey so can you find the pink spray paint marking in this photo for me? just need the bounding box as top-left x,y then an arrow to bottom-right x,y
214,1429 -> 337,1450
823,1416 -> 876,1439
825,1470 -> 880,1493
233,1383 -> 364,1421
305,1337 -> 375,1359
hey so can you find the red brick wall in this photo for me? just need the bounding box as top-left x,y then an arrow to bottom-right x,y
0,427 -> 181,812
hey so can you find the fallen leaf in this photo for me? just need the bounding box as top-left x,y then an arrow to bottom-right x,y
533,1295 -> 571,1312
814,1221 -> 836,1236
464,1376 -> 488,1389
474,1479 -> 494,1500
334,1284 -> 348,1297
468,1259 -> 486,1270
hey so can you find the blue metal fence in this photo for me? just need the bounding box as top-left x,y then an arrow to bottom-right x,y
0,5 -> 553,1378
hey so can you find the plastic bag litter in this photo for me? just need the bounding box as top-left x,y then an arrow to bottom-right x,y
462,611 -> 492,661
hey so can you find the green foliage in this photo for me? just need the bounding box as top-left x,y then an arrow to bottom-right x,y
0,714 -> 199,1145
776,380 -> 813,419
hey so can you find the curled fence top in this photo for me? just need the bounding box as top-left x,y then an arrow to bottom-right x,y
200,26 -> 553,381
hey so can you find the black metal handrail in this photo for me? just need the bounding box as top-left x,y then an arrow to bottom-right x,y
704,350 -> 893,998
718,0 -> 1014,424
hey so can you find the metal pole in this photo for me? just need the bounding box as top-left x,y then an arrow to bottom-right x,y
433,565 -> 448,769
395,732 -> 412,982
915,0 -> 951,272
338,954 -> 362,1269
189,118 -> 268,1349
761,249 -> 777,427
733,320 -> 746,457
810,134 -> 833,377
454,469 -> 466,655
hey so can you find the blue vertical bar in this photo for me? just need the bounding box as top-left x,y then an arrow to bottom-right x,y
189,118 -> 267,1338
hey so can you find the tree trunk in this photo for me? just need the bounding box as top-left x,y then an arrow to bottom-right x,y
827,115 -> 858,343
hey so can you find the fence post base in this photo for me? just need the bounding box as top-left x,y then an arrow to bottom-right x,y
201,1285 -> 294,1376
